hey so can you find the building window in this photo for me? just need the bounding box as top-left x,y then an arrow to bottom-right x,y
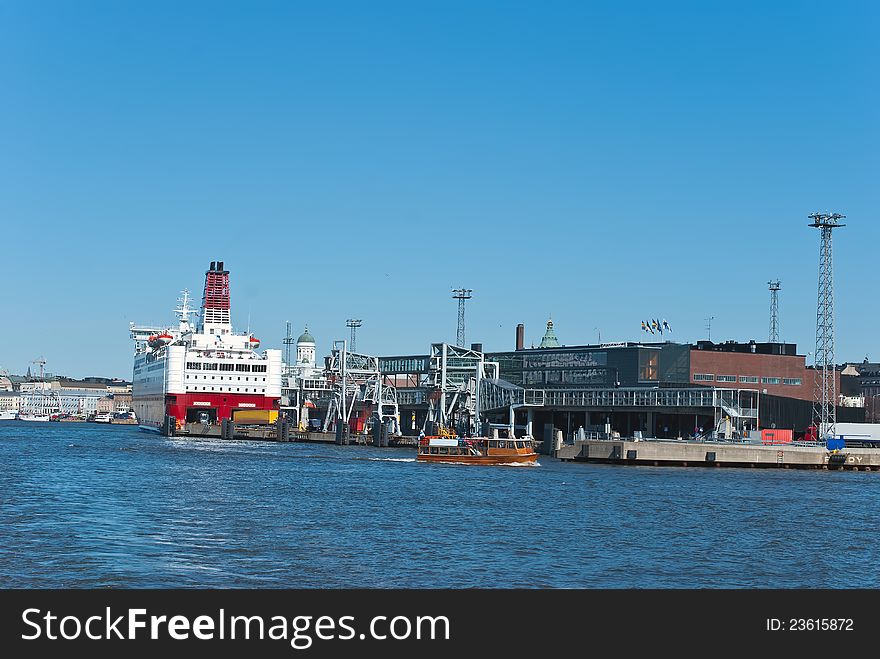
639,350 -> 659,381
693,374 -> 714,382
716,375 -> 736,383
783,378 -> 802,385
739,376 -> 759,383
762,377 -> 781,385
186,362 -> 201,370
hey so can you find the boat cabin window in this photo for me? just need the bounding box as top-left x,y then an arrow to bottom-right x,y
439,447 -> 448,455
429,447 -> 439,455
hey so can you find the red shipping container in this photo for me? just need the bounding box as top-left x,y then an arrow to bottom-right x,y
761,429 -> 793,445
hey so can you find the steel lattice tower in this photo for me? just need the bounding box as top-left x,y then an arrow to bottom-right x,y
346,319 -> 362,353
768,280 -> 781,343
452,288 -> 472,347
283,320 -> 294,369
809,212 -> 845,440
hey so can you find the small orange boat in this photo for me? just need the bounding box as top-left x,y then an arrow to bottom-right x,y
417,432 -> 538,465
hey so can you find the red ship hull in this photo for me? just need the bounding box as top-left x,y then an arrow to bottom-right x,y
165,392 -> 279,426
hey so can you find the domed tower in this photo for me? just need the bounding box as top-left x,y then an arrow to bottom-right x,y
539,318 -> 560,348
296,327 -> 316,368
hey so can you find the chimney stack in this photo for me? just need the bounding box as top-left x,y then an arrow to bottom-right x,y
516,323 -> 525,351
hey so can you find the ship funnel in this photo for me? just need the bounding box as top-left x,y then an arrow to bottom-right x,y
200,260 -> 232,332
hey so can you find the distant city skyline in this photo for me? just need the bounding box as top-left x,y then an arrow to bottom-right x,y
1,1 -> 876,379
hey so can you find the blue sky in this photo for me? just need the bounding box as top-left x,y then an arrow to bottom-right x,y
1,1 -> 877,379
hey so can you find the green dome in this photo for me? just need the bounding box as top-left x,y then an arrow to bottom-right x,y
539,318 -> 560,348
297,327 -> 315,344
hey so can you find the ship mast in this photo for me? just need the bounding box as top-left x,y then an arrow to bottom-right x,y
175,288 -> 196,334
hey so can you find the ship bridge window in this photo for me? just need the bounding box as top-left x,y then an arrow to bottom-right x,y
252,365 -> 267,373
220,363 -> 234,371
186,362 -> 201,370
203,363 -> 218,371
235,364 -> 251,372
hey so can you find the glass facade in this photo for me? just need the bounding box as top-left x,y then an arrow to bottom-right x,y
489,349 -> 611,387
488,344 -> 691,389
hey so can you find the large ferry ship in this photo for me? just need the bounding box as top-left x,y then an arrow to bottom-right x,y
130,261 -> 282,435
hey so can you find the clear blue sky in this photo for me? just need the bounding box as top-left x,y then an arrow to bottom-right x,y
1,0 -> 877,379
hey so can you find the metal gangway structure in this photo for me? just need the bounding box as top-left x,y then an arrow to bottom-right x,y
377,343 -> 501,437
422,343 -> 499,436
322,341 -> 400,436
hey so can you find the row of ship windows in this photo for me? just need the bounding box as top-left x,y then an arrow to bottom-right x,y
185,387 -> 266,393
187,376 -> 267,382
693,374 -> 802,385
185,362 -> 267,372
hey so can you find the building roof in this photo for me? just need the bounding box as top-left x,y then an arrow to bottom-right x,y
297,327 -> 316,344
59,379 -> 109,389
692,340 -> 799,356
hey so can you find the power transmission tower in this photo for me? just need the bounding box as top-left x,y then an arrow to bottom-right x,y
452,288 -> 472,347
346,319 -> 362,353
809,211 -> 846,440
768,280 -> 781,343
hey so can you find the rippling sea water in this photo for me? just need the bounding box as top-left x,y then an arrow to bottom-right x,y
1,422 -> 877,588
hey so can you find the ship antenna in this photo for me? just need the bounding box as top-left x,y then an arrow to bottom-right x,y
176,288 -> 196,333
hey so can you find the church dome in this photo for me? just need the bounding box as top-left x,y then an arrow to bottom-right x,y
297,327 -> 315,345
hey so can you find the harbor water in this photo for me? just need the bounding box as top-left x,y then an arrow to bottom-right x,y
1,422 -> 877,588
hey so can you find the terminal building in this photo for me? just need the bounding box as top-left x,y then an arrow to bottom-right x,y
376,319 -> 863,441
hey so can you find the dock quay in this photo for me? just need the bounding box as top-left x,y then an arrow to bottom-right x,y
555,438 -> 880,470
289,430 -> 417,447
169,419 -> 417,447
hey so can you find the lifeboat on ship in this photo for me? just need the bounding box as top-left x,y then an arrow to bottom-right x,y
148,332 -> 174,349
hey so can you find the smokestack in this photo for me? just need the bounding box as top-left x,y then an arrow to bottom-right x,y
516,323 -> 525,351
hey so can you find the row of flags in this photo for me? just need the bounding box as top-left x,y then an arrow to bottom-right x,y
641,318 -> 672,335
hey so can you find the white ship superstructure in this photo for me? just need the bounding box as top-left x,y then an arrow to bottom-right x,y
131,261 -> 282,434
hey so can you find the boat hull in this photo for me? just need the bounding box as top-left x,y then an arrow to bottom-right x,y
417,453 -> 538,465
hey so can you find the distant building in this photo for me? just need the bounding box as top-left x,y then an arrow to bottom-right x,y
0,391 -> 20,411
295,327 -> 318,377
851,360 -> 880,422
